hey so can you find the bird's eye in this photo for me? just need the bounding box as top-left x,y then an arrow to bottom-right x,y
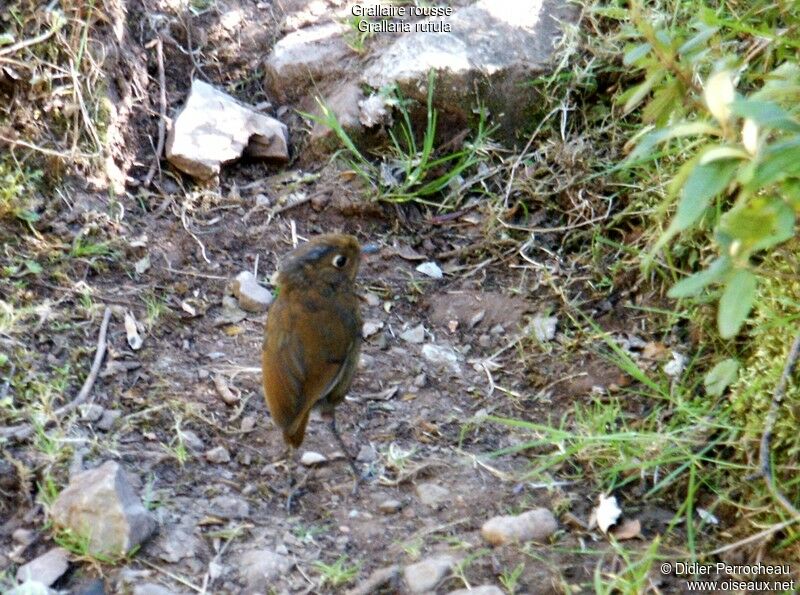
332,254 -> 348,268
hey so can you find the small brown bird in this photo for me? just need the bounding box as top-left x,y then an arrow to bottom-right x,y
262,234 -> 369,496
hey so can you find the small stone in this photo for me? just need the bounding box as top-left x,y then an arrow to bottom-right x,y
232,271 -> 274,313
209,494 -> 250,519
205,446 -> 231,464
362,320 -> 384,339
481,508 -> 558,545
15,547 -> 70,587
181,429 -> 205,451
478,334 -> 492,348
197,368 -> 210,380
421,344 -> 460,371
50,461 -> 155,558
95,409 -> 122,431
275,544 -> 289,556
375,333 -> 389,350
531,315 -> 558,342
240,416 -> 257,433
490,324 -> 505,336
378,499 -> 402,514
400,324 -> 426,344
416,482 -> 449,508
12,528 -> 35,545
300,451 -> 327,466
132,584 -> 176,595
81,404 -> 104,422
356,444 -> 377,463
448,586 -> 505,595
239,549 -> 292,587
403,554 -> 456,593
154,527 -> 204,563
413,373 -> 427,387
363,292 -> 381,307
166,80 -> 288,179
415,261 -> 443,279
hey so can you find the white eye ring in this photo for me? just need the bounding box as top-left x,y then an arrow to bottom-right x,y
332,254 -> 347,268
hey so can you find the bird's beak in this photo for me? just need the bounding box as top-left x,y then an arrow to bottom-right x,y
361,243 -> 380,256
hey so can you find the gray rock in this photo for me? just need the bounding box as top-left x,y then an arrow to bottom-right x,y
12,528 -> 36,545
209,494 -> 250,519
481,508 -> 558,545
180,429 -> 205,451
531,315 -> 558,342
356,444 -> 377,463
205,446 -> 231,464
362,320 -> 384,339
400,324 -> 426,344
403,554 -> 456,593
421,344 -> 460,372
15,547 -> 70,587
132,584 -> 176,595
300,451 -> 328,466
95,409 -> 122,431
361,0 -> 578,142
7,581 -> 54,595
307,80 -> 366,154
239,549 -> 292,588
80,403 -> 104,422
50,461 -> 155,558
240,416 -> 257,433
264,22 -> 354,102
416,482 -> 449,508
231,271 -> 274,313
154,526 -> 204,563
166,80 -> 289,179
448,586 -> 504,595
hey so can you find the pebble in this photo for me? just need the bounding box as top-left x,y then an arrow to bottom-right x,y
478,334 -> 492,348
362,320 -> 384,338
490,324 -> 505,336
12,528 -> 35,545
132,584 -> 176,595
15,547 -> 70,587
205,446 -> 231,464
300,451 -> 327,466
375,333 -> 389,350
378,499 -> 402,514
96,409 -> 122,431
481,508 -> 558,545
415,261 -> 443,279
531,315 -> 558,342
239,549 -> 292,585
413,373 -> 427,387
181,430 -> 205,451
232,271 -> 274,313
81,404 -> 104,422
403,554 -> 456,593
209,494 -> 250,519
363,292 -> 381,307
448,586 -> 505,595
400,324 -> 426,344
240,416 -> 257,433
421,344 -> 459,370
356,444 -> 377,463
416,482 -> 449,508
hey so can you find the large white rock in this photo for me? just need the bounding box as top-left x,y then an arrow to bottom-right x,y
166,80 -> 289,179
50,461 -> 156,558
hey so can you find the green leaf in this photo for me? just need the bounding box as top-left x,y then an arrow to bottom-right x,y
0,33 -> 15,46
717,269 -> 757,339
704,358 -> 740,396
668,256 -> 731,298
622,69 -> 666,115
678,25 -> 720,55
783,179 -> 800,211
643,79 -> 683,126
729,99 -> 800,132
627,121 -> 718,164
673,159 -> 738,232
747,137 -> 800,190
718,196 -> 795,255
623,43 -> 652,66
699,146 -> 750,164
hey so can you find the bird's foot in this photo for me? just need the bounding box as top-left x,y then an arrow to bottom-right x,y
285,472 -> 309,512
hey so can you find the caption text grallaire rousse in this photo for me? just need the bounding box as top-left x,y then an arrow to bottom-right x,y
352,4 -> 454,33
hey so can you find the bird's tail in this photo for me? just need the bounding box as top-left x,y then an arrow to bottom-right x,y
283,410 -> 310,448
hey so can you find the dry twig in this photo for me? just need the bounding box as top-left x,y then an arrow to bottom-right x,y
759,332 -> 800,519
0,307 -> 112,441
144,37 -> 167,188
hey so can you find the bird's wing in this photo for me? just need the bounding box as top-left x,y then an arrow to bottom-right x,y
262,291 -> 359,433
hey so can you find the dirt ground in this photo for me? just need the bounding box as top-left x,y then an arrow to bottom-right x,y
3,1 -> 786,594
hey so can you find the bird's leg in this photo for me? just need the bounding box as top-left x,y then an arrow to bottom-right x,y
326,411 -> 361,495
285,447 -> 309,512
